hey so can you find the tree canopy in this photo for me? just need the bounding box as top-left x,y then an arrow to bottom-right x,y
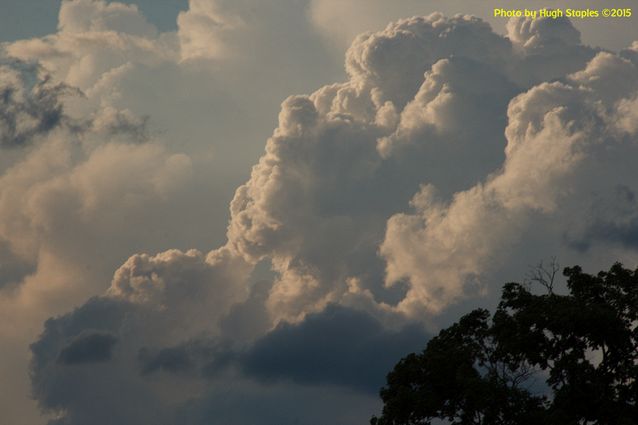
372,262 -> 638,425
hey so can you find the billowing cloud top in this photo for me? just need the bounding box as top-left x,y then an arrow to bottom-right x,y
0,2 -> 637,424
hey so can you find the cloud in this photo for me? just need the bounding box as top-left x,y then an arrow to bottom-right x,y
139,342 -> 210,375
566,185 -> 638,251
309,0 -> 637,53
6,5 -> 638,425
58,0 -> 158,37
173,379 -> 379,425
0,60 -> 71,148
29,258 -> 391,425
0,134 -> 194,425
29,244 -> 252,425
0,46 -> 191,308
3,0 -> 339,135
5,0 -> 174,92
2,0 -> 344,253
57,332 -> 118,365
381,51 -> 638,316
177,0 -> 242,61
31,292 -> 416,424
0,10 -> 202,424
107,247 -> 252,339
345,14 -> 513,108
0,136 -> 192,274
0,2 -> 342,422
226,12 -> 601,324
0,236 -> 36,290
132,302 -> 427,393
30,297 -> 169,425
240,304 -> 429,393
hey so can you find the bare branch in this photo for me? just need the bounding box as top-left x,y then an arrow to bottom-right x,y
525,257 -> 559,294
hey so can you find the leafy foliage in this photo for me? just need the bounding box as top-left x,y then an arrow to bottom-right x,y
372,263 -> 638,425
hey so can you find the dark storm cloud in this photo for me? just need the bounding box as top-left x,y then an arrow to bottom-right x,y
139,346 -> 193,374
139,340 -> 236,377
30,298 -> 131,395
30,290 -> 399,425
135,303 -> 429,394
240,305 -> 429,393
57,332 -> 118,365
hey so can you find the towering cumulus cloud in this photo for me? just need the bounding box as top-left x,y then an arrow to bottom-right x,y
226,13 -> 603,323
2,3 -> 636,424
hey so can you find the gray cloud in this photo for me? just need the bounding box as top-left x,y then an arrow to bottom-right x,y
140,347 -> 192,374
138,303 -> 431,393
240,304 -> 429,393
30,298 -> 134,415
0,61 -> 70,147
57,332 -> 118,365
31,285 -> 410,424
566,185 -> 638,251
0,239 -> 35,290
173,380 -> 379,425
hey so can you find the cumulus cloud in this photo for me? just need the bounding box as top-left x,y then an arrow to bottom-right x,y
0,61 -> 71,148
107,247 -> 251,340
29,245 -> 252,425
0,136 -> 192,273
0,115 -> 194,425
57,0 -> 158,36
177,0 -> 243,61
0,9 -> 203,424
6,5 -> 638,425
309,0 -> 637,53
0,47 -> 190,301
3,0 -> 338,137
225,12 -> 602,324
177,0 -> 339,69
30,295 -> 417,424
5,0 -> 174,93
2,0 -> 343,258
380,96 -> 586,314
0,2 -> 339,422
381,51 -> 638,316
345,14 -> 512,108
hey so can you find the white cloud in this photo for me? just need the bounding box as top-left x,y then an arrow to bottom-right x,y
382,52 -> 638,316
107,247 -> 251,340
57,0 -> 158,37
6,3 -> 175,93
225,12 -> 605,324
177,0 -> 243,61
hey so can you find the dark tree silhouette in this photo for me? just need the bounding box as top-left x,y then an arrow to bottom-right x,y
371,263 -> 638,425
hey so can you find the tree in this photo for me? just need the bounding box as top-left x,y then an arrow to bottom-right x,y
371,263 -> 638,425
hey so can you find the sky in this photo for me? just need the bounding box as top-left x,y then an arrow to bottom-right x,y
0,1 -> 637,424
